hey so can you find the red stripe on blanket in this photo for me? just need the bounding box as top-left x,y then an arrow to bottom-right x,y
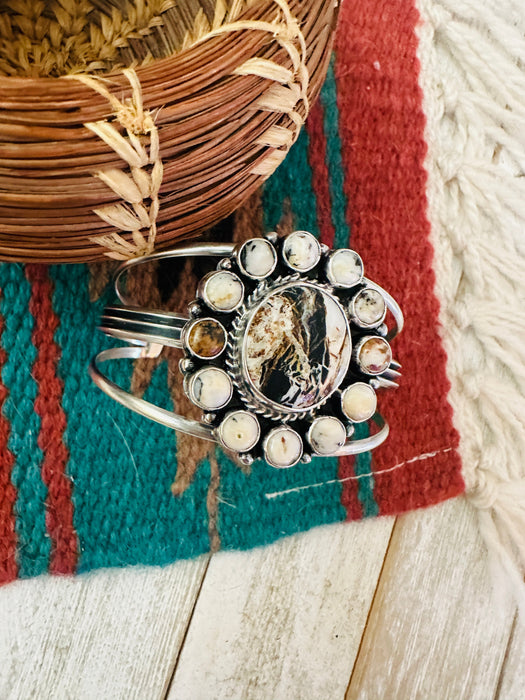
334,0 -> 464,514
0,304 -> 17,584
306,100 -> 335,247
26,265 -> 78,574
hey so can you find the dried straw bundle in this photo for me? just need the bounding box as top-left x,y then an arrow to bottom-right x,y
0,0 -> 338,262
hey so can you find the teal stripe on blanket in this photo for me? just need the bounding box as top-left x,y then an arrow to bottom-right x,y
321,56 -> 351,250
0,264 -> 50,577
50,265 -> 210,571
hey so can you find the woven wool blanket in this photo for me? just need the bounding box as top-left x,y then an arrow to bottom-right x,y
1,0 -> 524,607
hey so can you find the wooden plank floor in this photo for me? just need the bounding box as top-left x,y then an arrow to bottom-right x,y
1,496 -> 523,699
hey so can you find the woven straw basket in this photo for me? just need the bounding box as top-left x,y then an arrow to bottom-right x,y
0,0 -> 338,263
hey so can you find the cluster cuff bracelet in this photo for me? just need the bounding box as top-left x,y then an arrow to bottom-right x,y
90,232 -> 404,468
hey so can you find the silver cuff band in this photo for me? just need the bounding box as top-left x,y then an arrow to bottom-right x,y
114,242 -> 235,306
89,345 -> 215,441
100,306 -> 186,348
89,343 -> 390,456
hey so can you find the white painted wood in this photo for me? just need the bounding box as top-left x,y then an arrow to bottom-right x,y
495,616 -> 525,700
168,518 -> 394,700
347,498 -> 517,700
2,500 -> 523,700
0,557 -> 209,700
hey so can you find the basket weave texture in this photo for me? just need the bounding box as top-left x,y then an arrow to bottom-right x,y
0,0 -> 338,262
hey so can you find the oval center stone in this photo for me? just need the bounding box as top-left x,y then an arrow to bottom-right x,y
244,283 -> 351,410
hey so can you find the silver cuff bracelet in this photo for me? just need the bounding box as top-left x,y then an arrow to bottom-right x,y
90,231 -> 403,468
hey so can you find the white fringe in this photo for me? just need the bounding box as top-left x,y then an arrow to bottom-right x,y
416,0 -> 525,615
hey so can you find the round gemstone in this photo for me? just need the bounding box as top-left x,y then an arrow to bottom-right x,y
244,283 -> 351,411
201,271 -> 244,312
238,238 -> 277,279
341,382 -> 377,422
282,231 -> 321,271
326,249 -> 363,288
356,336 -> 392,375
186,318 -> 226,358
187,367 -> 232,410
352,288 -> 386,327
264,426 -> 303,468
218,411 -> 260,452
308,416 -> 346,455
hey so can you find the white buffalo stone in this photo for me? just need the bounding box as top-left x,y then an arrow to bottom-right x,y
218,411 -> 260,452
238,239 -> 277,279
308,416 -> 346,455
326,249 -> 363,288
189,367 -> 232,410
202,271 -> 244,312
282,231 -> 321,271
341,382 -> 377,422
353,288 -> 386,327
264,426 -> 303,468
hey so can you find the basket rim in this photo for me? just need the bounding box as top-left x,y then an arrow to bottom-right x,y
0,0 -> 294,88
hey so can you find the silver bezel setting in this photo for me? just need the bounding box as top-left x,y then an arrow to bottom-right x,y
341,382 -> 377,423
177,231 -> 401,467
282,230 -> 322,272
186,366 -> 233,411
325,248 -> 364,288
198,270 -> 245,313
182,317 -> 228,359
216,410 -> 261,453
263,425 -> 303,468
235,238 -> 278,280
226,276 -> 352,422
349,286 -> 387,329
307,416 -> 347,456
354,335 -> 393,376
